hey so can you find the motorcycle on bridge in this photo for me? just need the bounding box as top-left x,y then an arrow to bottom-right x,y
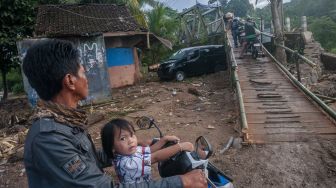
239,28 -> 262,59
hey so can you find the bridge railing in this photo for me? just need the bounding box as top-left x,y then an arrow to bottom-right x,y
260,31 -> 317,82
222,18 -> 249,137
259,31 -> 336,121
207,18 -> 225,35
260,32 -> 316,67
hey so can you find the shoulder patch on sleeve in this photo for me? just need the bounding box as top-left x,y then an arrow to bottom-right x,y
63,155 -> 87,179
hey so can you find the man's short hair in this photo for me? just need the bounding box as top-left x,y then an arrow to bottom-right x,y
23,39 -> 80,101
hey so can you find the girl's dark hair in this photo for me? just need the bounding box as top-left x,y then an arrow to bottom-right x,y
101,118 -> 135,158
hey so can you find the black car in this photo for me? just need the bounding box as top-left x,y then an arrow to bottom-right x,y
157,45 -> 227,81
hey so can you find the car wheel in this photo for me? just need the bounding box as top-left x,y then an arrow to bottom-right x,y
175,71 -> 185,81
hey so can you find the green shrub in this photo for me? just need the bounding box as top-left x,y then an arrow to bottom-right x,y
7,68 -> 24,94
310,16 -> 336,51
330,48 -> 336,54
11,83 -> 24,94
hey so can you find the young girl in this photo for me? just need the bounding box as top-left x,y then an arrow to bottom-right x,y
101,118 -> 194,184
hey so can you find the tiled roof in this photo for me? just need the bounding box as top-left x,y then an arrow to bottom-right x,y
35,4 -> 144,37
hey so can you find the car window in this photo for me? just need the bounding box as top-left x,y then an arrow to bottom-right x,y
188,49 -> 200,59
212,47 -> 225,55
169,49 -> 190,60
200,49 -> 210,56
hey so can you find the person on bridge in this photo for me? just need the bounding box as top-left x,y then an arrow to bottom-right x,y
239,17 -> 259,58
231,17 -> 241,48
22,39 -> 207,188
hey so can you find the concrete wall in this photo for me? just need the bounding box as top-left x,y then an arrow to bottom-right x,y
70,36 -> 111,105
321,52 -> 336,70
104,36 -> 142,88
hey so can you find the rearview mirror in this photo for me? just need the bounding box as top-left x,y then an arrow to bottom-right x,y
136,116 -> 154,129
136,116 -> 163,137
195,136 -> 213,159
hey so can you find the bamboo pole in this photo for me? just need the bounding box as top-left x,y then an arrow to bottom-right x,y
262,45 -> 336,121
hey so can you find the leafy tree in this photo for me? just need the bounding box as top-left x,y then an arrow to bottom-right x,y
310,16 -> 336,51
281,0 -> 336,53
123,0 -> 156,28
226,0 -> 253,18
0,0 -> 35,101
145,3 -> 179,65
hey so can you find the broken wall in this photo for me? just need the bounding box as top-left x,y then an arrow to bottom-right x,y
104,37 -> 141,88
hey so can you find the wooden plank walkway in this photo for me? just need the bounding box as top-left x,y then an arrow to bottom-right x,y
231,45 -> 336,143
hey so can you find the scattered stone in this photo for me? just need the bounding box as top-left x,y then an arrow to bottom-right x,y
207,125 -> 215,129
188,88 -> 202,96
0,159 -> 8,166
8,147 -> 24,163
19,168 -> 25,177
191,83 -> 202,87
232,137 -> 243,149
172,89 -> 177,96
198,97 -> 207,101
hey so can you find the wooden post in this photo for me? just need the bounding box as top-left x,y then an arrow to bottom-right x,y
286,17 -> 291,32
301,16 -> 307,32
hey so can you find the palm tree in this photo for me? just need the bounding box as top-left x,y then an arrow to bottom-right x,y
146,3 -> 179,64
124,0 -> 157,27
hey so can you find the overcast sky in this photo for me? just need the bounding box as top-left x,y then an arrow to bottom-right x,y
151,0 -> 291,12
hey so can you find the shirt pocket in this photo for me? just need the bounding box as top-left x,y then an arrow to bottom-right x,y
73,134 -> 90,156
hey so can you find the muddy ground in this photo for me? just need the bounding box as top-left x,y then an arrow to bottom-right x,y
0,71 -> 336,188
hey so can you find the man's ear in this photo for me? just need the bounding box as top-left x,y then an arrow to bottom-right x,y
63,74 -> 76,91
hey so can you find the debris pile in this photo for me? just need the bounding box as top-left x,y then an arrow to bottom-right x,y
0,98 -> 31,164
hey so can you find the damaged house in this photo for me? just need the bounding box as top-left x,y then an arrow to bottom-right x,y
18,3 -> 172,105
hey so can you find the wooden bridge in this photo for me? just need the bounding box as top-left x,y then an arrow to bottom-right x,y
228,34 -> 336,143
178,5 -> 336,143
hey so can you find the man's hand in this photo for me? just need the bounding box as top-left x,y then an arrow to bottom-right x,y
180,169 -> 207,188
